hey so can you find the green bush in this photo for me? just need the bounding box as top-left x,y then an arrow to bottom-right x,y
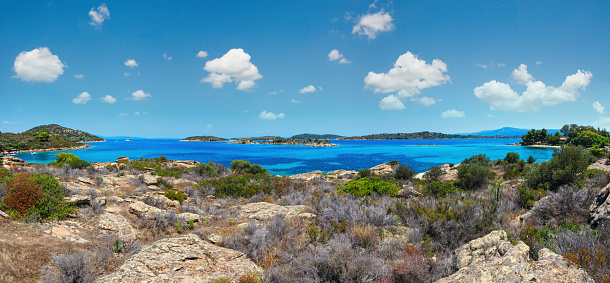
164,189 -> 187,204
155,168 -> 182,178
395,164 -> 415,180
338,177 -> 399,197
461,154 -> 491,166
504,152 -> 520,164
30,174 -> 75,220
527,156 -> 536,164
525,146 -> 593,191
423,166 -> 442,181
589,146 -> 605,158
51,153 -> 90,169
456,163 -> 490,191
231,160 -> 252,173
358,168 -> 372,179
422,181 -> 456,198
198,174 -> 287,198
187,161 -> 219,177
571,130 -> 609,148
518,186 -> 546,208
248,164 -> 268,175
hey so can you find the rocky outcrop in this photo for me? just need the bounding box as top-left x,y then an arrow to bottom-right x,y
116,156 -> 129,163
140,174 -> 158,186
436,230 -> 594,283
590,183 -> 610,228
128,201 -> 166,220
326,169 -> 358,179
1,156 -> 28,169
97,234 -> 262,282
415,163 -> 460,181
397,185 -> 422,198
370,163 -> 396,176
238,202 -> 315,221
64,194 -> 91,205
289,171 -> 324,181
97,213 -> 138,241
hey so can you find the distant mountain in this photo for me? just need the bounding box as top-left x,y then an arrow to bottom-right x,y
460,127 -> 560,137
181,135 -> 228,142
25,124 -> 104,142
290,133 -> 344,140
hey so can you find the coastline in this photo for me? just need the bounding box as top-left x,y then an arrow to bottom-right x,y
14,144 -> 92,154
511,143 -> 561,149
230,141 -> 338,147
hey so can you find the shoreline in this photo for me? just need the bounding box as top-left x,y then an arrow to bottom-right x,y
13,144 -> 92,154
230,141 -> 338,147
511,143 -> 561,149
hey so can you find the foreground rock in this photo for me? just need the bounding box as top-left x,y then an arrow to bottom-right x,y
590,183 -> 610,228
289,170 -> 324,181
370,163 -> 396,176
97,234 -> 262,282
436,230 -> 594,282
1,156 -> 28,169
238,202 -> 315,221
97,212 -> 138,241
415,163 -> 460,181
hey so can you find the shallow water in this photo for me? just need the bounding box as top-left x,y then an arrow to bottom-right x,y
13,139 -> 554,175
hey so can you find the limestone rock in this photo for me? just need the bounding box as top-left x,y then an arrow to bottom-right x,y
238,202 -> 314,221
116,156 -> 129,163
0,209 -> 9,218
370,163 -> 395,176
590,183 -> 610,228
289,171 -> 324,181
326,170 -> 357,179
64,194 -> 91,205
397,185 -> 422,198
436,230 -> 594,283
140,174 -> 158,186
128,201 -> 166,220
178,213 -> 200,223
97,212 -> 138,241
97,234 -> 262,283
77,176 -> 97,186
415,163 -> 460,181
1,156 -> 28,169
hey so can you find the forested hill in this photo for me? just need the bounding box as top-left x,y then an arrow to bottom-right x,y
341,131 -> 484,140
290,133 -> 344,140
25,124 -> 104,142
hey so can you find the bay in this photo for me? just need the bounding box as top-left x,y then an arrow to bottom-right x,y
13,139 -> 555,175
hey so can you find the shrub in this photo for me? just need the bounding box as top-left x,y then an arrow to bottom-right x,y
390,245 -> 431,282
248,164 -> 268,175
504,152 -> 520,164
461,154 -> 491,166
589,146 -> 605,158
518,186 -> 546,208
5,173 -> 42,215
424,166 -> 443,181
30,173 -> 75,220
40,252 -> 95,283
231,160 -> 252,173
164,189 -> 187,204
422,181 -> 456,198
187,161 -> 220,177
456,163 -> 490,191
338,178 -> 399,197
526,146 -> 593,191
358,168 -> 372,178
51,153 -> 90,169
528,186 -> 596,226
527,156 -> 536,164
395,164 -> 415,180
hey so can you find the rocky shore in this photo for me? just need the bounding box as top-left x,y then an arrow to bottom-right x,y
11,144 -> 92,154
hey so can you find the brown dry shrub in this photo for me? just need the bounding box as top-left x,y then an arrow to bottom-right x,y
390,245 -> 431,282
5,174 -> 42,215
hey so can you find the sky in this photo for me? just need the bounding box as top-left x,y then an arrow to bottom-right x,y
2,0 -> 610,138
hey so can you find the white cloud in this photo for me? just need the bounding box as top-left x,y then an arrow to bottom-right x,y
130,90 -> 151,101
594,116 -> 610,129
118,113 -> 128,117
536,61 -> 543,65
73,92 -> 91,104
352,11 -> 394,39
487,114 -> 494,118
13,47 -> 65,83
299,85 -> 317,94
259,110 -> 285,120
441,109 -> 465,118
2,121 -> 18,124
89,4 -> 109,28
474,68 -> 593,112
124,72 -> 131,77
477,61 -> 505,70
202,48 -> 262,91
417,96 -> 436,106
364,51 -> 450,98
328,49 -> 351,64
477,64 -> 488,69
268,90 -> 284,95
101,95 -> 117,104
593,101 -> 605,114
74,74 -> 84,79
511,64 -> 534,84
197,50 -> 208,58
291,99 -> 300,103
162,54 -> 172,61
124,59 -> 138,68
134,111 -> 148,116
379,95 -> 405,110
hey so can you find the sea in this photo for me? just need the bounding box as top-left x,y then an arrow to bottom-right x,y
13,139 -> 555,176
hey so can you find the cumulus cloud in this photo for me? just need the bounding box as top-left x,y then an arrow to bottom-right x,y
124,59 -> 138,68
379,95 -> 405,110
162,54 -> 172,61
474,66 -> 593,112
197,50 -> 208,58
328,49 -> 351,64
511,64 -> 534,84
134,111 -> 148,116
74,74 -> 84,79
101,95 -> 117,104
441,109 -> 465,118
416,96 -> 436,106
291,99 -> 300,103
259,110 -> 285,120
477,64 -> 488,69
477,61 -> 505,69
13,47 -> 65,83
299,85 -> 318,94
593,101 -> 605,114
536,61 -> 543,65
89,4 -> 109,28
130,90 -> 151,101
118,113 -> 128,117
352,11 -> 394,39
202,48 -> 262,91
73,92 -> 91,104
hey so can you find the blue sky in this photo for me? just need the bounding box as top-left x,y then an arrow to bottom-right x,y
2,0 -> 610,138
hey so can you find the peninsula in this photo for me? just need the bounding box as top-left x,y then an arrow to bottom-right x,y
0,124 -> 102,154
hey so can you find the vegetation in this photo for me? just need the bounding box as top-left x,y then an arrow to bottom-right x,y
526,146 -> 594,191
338,177 -> 400,197
290,133 -> 344,140
0,131 -> 82,152
50,153 -> 91,169
343,131 -> 485,140
25,124 -> 104,142
181,135 -> 228,142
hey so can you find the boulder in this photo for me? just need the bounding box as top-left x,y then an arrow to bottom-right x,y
97,212 -> 138,241
77,177 -> 97,186
128,201 -> 166,220
370,163 -> 395,175
178,213 -> 200,223
1,156 -> 28,169
397,185 -> 422,198
590,183 -> 610,228
63,194 -> 91,205
116,156 -> 129,163
326,169 -> 357,179
140,174 -> 158,186
97,234 -> 263,282
238,202 -> 314,221
436,230 -> 594,283
415,163 -> 460,181
0,209 -> 9,219
289,171 -> 324,181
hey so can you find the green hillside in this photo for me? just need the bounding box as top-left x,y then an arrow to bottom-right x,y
25,124 -> 104,142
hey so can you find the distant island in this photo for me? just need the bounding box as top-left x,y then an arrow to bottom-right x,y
340,131 -> 498,140
181,136 -> 229,142
290,133 -> 344,140
1,124 -> 102,153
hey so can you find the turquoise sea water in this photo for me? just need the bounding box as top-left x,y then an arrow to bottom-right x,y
13,139 -> 555,176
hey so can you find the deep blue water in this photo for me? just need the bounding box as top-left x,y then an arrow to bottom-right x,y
13,139 -> 555,176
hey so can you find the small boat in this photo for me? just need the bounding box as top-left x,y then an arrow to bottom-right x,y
31,152 -> 37,155
125,139 -> 133,141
